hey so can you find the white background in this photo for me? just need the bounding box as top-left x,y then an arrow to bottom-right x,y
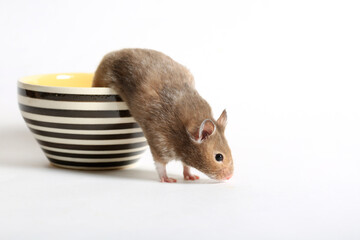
1,0 -> 360,239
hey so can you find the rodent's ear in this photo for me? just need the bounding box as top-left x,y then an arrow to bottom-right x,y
189,119 -> 216,143
217,109 -> 227,128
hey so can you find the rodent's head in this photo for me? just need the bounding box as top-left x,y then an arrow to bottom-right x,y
186,110 -> 233,181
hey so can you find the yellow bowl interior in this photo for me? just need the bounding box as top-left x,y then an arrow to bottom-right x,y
20,73 -> 94,87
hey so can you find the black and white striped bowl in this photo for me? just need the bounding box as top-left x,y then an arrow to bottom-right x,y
18,73 -> 148,170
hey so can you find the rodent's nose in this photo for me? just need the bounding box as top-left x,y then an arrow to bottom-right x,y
225,174 -> 232,180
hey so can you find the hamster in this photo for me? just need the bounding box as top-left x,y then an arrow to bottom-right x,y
93,49 -> 233,182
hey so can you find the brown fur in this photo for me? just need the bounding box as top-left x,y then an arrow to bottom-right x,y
93,49 -> 233,180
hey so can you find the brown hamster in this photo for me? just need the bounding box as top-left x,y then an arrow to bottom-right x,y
93,49 -> 233,182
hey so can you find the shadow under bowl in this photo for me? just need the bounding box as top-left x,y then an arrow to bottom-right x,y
17,73 -> 148,170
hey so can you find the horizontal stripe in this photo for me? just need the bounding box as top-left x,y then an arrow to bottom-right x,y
26,123 -> 143,135
33,133 -> 147,145
19,104 -> 131,118
28,127 -> 144,140
45,153 -> 141,162
18,80 -> 117,95
38,139 -> 148,151
21,111 -> 136,124
18,95 -> 129,110
50,162 -> 138,170
23,117 -> 139,130
48,158 -> 138,168
42,148 -> 146,159
40,145 -> 148,154
18,87 -> 122,102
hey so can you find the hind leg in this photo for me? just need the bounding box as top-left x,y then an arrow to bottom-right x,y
154,161 -> 177,183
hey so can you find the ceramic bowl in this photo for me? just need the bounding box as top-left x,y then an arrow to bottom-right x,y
18,73 -> 147,170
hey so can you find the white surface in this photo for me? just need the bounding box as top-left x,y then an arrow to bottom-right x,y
1,0 -> 360,239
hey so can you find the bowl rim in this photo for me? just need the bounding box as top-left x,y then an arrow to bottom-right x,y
18,73 -> 117,95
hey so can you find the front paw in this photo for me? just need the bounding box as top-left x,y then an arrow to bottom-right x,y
183,173 -> 200,181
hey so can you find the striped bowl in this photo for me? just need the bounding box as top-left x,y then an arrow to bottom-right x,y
18,73 -> 148,170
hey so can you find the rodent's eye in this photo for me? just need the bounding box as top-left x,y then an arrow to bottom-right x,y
215,153 -> 224,162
